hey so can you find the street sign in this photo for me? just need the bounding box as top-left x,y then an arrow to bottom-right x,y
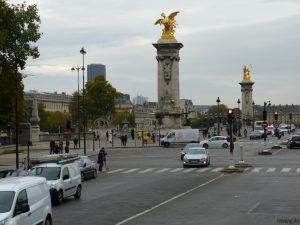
274,123 -> 279,129
64,129 -> 71,137
262,121 -> 268,128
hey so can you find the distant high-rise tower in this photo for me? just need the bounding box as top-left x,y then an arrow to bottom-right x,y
87,64 -> 106,81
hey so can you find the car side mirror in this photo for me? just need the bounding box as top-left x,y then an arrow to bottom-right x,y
63,174 -> 69,180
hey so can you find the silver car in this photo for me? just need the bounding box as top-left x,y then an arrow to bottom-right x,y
183,147 -> 210,167
199,136 -> 229,149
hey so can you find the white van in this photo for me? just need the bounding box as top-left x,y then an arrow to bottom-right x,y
0,176 -> 52,225
29,161 -> 82,205
161,129 -> 200,147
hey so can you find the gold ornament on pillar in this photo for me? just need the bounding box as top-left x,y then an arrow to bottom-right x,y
155,11 -> 180,40
243,65 -> 251,81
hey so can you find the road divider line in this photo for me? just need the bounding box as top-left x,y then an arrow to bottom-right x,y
115,174 -> 224,225
107,169 -> 126,174
156,168 -> 171,173
266,168 -> 276,173
122,168 -> 140,174
138,168 -> 155,174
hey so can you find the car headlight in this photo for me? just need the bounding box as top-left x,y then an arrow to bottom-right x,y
0,218 -> 8,225
183,157 -> 188,162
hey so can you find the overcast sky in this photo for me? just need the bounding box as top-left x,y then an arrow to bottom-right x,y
8,0 -> 300,108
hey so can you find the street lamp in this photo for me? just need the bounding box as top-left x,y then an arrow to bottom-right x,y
263,101 -> 271,142
252,101 -> 255,131
80,47 -> 87,155
237,99 -> 241,137
183,101 -> 190,126
216,97 -> 220,136
71,66 -> 81,148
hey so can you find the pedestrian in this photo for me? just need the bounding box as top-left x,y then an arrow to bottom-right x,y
59,141 -> 63,154
152,133 -> 156,143
97,149 -> 104,171
97,133 -> 100,140
106,131 -> 109,141
50,140 -> 55,154
54,142 -> 59,154
101,147 -> 108,170
131,128 -> 135,140
73,137 -> 78,149
121,135 -> 124,146
124,134 -> 128,146
244,128 -> 247,138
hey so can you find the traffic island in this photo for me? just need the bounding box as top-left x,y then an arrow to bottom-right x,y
258,149 -> 272,155
235,161 -> 252,168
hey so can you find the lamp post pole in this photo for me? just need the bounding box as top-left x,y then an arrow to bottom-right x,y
80,47 -> 87,155
252,101 -> 255,131
237,99 -> 241,137
71,66 -> 81,148
216,97 -> 220,136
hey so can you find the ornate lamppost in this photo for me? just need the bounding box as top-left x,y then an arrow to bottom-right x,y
80,47 -> 87,155
237,99 -> 241,137
71,66 -> 81,148
252,101 -> 255,131
216,97 -> 220,136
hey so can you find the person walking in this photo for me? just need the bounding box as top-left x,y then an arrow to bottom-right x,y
101,147 -> 108,170
73,137 -> 78,149
97,148 -> 104,171
131,129 -> 135,140
54,142 -> 59,154
106,131 -> 109,141
50,140 -> 55,154
124,134 -> 128,146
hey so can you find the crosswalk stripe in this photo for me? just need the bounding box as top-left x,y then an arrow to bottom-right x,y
156,168 -> 171,173
296,168 -> 300,173
196,168 -> 211,173
266,168 -> 276,173
170,168 -> 184,173
281,168 -> 291,173
211,167 -> 223,172
182,168 -> 197,173
107,169 -> 126,174
122,168 -> 140,174
138,168 -> 155,173
251,167 -> 263,172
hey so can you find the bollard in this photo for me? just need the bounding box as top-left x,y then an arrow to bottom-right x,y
239,145 -> 244,163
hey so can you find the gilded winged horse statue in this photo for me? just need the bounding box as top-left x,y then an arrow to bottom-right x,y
155,11 -> 180,40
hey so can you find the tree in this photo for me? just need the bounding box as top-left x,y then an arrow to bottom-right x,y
84,76 -> 118,124
111,111 -> 135,128
0,0 -> 41,132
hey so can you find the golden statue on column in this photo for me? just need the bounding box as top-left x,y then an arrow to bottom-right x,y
155,11 -> 180,40
243,65 -> 251,81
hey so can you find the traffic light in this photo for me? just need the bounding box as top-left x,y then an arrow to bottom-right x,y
66,120 -> 71,130
263,110 -> 267,121
274,111 -> 278,121
227,109 -> 234,124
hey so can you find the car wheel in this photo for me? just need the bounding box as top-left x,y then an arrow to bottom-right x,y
203,143 -> 208,149
164,142 -> 170,147
74,185 -> 82,199
44,216 -> 52,225
92,169 -> 97,179
223,143 -> 228,148
55,190 -> 63,205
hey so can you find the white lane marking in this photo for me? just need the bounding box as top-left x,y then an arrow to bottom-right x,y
138,168 -> 155,174
266,168 -> 276,173
170,168 -> 184,173
196,168 -> 211,173
281,168 -> 291,173
182,168 -> 197,173
122,168 -> 140,174
107,169 -> 125,174
251,167 -> 263,172
296,168 -> 300,173
156,168 -> 171,173
211,167 -> 224,172
115,174 -> 224,225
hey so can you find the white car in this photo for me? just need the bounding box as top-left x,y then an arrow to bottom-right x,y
183,147 -> 210,167
0,176 -> 52,225
29,161 -> 82,205
200,136 -> 229,149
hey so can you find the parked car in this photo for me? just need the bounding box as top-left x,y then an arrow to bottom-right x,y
75,156 -> 97,181
0,170 -> 14,179
182,147 -> 210,167
199,136 -> 229,149
287,135 -> 300,149
29,160 -> 82,205
250,130 -> 263,140
181,143 -> 202,160
0,176 -> 52,225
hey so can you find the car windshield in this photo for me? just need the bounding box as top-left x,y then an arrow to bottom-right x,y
75,159 -> 84,167
183,143 -> 200,151
0,191 -> 15,213
187,148 -> 206,155
29,167 -> 61,180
